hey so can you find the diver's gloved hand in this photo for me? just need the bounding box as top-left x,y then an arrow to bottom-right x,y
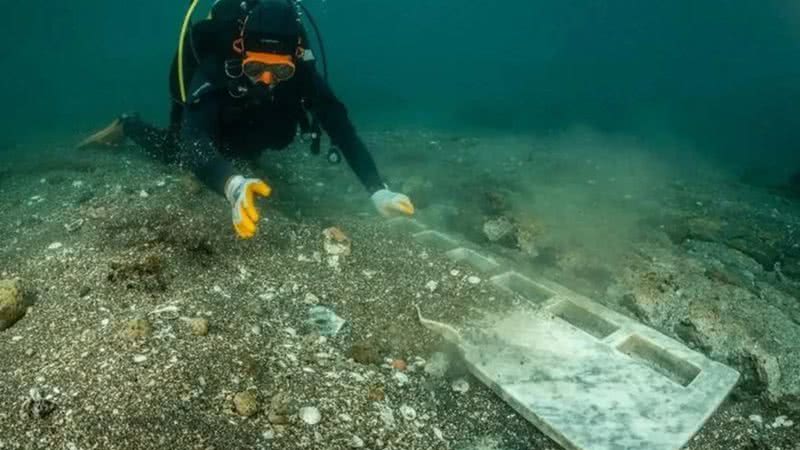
224,175 -> 272,239
371,189 -> 415,217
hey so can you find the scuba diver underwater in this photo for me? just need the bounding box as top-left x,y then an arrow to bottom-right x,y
78,0 -> 415,238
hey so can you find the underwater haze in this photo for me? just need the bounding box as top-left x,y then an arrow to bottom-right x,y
2,2 -> 800,450
2,1 -> 800,172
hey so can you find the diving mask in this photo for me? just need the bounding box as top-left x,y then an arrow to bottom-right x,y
242,52 -> 296,86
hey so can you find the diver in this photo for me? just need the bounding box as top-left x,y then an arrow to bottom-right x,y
78,0 -> 414,238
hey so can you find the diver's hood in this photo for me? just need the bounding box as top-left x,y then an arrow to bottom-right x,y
243,1 -> 302,55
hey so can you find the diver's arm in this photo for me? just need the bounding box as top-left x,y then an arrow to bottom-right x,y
303,68 -> 385,193
178,76 -> 235,195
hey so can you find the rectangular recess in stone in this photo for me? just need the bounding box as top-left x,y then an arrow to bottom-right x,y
551,301 -> 619,340
618,335 -> 701,387
460,308 -> 740,450
445,247 -> 501,273
491,272 -> 554,303
412,230 -> 459,251
386,217 -> 426,234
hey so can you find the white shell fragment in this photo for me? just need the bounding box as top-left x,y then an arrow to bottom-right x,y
300,406 -> 321,425
400,404 -> 417,421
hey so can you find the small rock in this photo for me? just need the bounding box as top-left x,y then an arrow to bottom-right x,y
451,378 -> 470,393
367,385 -> 385,401
749,414 -> 763,425
425,281 -> 438,292
122,318 -> 152,340
377,404 -> 395,429
299,406 -> 321,425
64,218 -> 84,232
233,391 -> 258,417
139,190 -> 149,198
268,392 -> 291,424
467,276 -> 481,285
21,388 -> 56,419
0,279 -> 26,330
349,435 -> 365,448
133,355 -> 148,363
773,415 -> 794,428
188,318 -> 209,336
393,371 -> 409,386
323,227 -> 351,256
400,404 -> 417,420
47,242 -> 63,250
391,359 -> 407,371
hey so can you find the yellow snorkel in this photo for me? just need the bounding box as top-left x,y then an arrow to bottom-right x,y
178,0 -> 202,103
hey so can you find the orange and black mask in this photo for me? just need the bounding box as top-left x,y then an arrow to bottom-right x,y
241,51 -> 297,86
234,16 -> 303,87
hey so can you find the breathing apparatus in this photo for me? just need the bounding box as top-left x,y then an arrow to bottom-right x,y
178,0 -> 328,102
177,0 -> 333,160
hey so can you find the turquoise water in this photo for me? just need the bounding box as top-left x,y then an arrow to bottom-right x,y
2,1 -> 800,173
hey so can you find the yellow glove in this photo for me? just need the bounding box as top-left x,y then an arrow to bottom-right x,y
224,175 -> 271,239
371,188 -> 415,217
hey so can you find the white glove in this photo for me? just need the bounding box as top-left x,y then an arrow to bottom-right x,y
225,175 -> 271,239
371,189 -> 415,217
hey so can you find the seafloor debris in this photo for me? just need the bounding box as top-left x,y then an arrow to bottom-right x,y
424,352 -> 450,378
323,226 -> 351,256
20,388 -> 56,420
305,306 -> 346,337
121,318 -> 151,340
483,216 -> 515,243
107,255 -> 167,292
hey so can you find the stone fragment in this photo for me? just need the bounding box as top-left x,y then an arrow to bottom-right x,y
122,318 -> 151,340
299,406 -> 321,425
233,391 -> 258,417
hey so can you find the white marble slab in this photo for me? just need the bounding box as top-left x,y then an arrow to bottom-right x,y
387,222 -> 739,450
461,304 -> 740,450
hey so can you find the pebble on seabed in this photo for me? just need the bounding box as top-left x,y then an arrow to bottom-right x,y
349,435 -> 365,448
233,391 -> 258,417
451,378 -> 470,393
189,318 -> 209,336
300,406 -> 321,425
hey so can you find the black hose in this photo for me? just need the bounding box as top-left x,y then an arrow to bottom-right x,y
297,2 -> 328,81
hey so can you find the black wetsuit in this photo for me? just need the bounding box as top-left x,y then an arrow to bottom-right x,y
122,17 -> 384,196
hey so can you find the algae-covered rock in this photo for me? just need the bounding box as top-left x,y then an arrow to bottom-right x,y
0,279 -> 26,330
233,391 -> 259,417
268,392 -> 291,424
188,318 -> 209,336
122,318 -> 152,340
